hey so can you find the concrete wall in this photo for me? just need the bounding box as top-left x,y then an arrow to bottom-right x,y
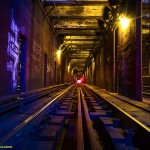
118,21 -> 136,99
105,32 -> 114,91
95,47 -> 106,89
85,61 -> 93,85
0,0 -> 12,96
94,32 -> 113,91
117,1 -> 137,99
0,0 -> 59,96
94,53 -> 100,87
93,1 -> 138,99
61,54 -> 69,83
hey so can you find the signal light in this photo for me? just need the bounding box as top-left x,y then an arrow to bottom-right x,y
77,80 -> 82,84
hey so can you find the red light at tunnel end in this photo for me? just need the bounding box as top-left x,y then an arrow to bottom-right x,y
76,78 -> 84,84
77,80 -> 82,84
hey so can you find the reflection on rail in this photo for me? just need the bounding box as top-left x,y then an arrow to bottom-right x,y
0,84 -> 150,149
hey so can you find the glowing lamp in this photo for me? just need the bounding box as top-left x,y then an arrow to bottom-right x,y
56,49 -> 62,63
68,65 -> 70,73
119,17 -> 130,30
57,49 -> 61,56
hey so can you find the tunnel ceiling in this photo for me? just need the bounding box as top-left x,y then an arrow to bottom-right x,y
43,0 -> 150,77
43,0 -> 109,76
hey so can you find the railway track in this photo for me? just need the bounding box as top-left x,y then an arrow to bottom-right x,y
83,84 -> 150,149
0,84 -> 150,150
0,83 -> 71,114
0,84 -> 74,148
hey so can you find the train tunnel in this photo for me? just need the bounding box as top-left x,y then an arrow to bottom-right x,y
0,0 -> 150,149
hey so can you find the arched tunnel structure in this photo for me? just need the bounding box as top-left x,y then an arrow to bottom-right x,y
0,0 -> 149,101
0,0 -> 150,149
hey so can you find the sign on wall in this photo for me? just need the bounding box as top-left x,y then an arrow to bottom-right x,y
7,9 -> 20,92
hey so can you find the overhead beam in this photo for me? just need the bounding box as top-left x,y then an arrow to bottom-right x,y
55,29 -> 101,35
44,1 -> 109,6
142,24 -> 150,29
68,48 -> 94,51
55,27 -> 100,30
69,53 -> 89,55
50,16 -> 102,20
70,54 -> 90,56
71,61 -> 86,63
70,54 -> 90,57
72,63 -> 85,68
72,68 -> 85,71
68,46 -> 95,49
68,47 -> 95,50
64,39 -> 98,41
71,59 -> 86,62
69,54 -> 89,57
71,58 -> 86,63
66,40 -> 96,43
66,45 -> 96,49
64,35 -> 101,39
70,52 -> 90,54
68,46 -> 95,48
56,31 -> 99,36
68,43 -> 95,45
69,56 -> 89,59
56,29 -> 101,36
69,47 -> 91,49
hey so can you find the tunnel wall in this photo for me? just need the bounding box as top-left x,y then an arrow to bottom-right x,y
117,1 -> 137,99
95,47 -> 106,89
86,61 -> 93,85
118,22 -> 136,99
105,32 -> 114,91
61,54 -> 69,83
94,1 -> 138,99
0,0 -> 12,96
94,53 -> 100,87
94,33 -> 113,91
0,0 -> 59,96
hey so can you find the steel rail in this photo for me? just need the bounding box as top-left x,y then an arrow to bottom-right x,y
0,83 -> 72,113
0,84 -> 74,145
85,84 -> 150,113
0,83 -> 71,102
77,87 -> 84,150
21,83 -> 71,96
84,84 -> 150,136
80,89 -> 103,150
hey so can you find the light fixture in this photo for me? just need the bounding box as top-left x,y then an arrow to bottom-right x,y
56,49 -> 62,63
119,16 -> 130,30
57,49 -> 61,56
68,65 -> 70,73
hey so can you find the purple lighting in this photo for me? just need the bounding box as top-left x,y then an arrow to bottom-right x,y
7,9 -> 20,91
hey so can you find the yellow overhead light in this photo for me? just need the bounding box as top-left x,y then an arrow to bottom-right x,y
68,65 -> 70,73
57,49 -> 61,56
56,49 -> 62,63
119,16 -> 130,30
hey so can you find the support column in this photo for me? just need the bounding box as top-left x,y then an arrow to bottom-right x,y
113,29 -> 117,92
136,0 -> 142,101
149,59 -> 150,75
